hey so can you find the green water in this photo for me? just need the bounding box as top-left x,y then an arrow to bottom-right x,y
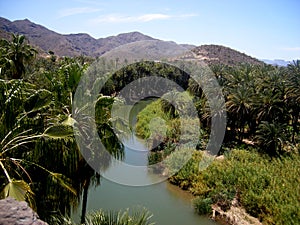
73,99 -> 219,224
73,136 -> 218,225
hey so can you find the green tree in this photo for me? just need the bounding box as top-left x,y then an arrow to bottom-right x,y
256,121 -> 287,155
286,60 -> 300,142
161,90 -> 181,118
0,34 -> 37,79
226,84 -> 254,140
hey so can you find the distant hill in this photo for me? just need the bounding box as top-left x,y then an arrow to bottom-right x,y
101,40 -> 192,63
262,59 -> 291,67
0,17 -> 265,66
189,45 -> 263,66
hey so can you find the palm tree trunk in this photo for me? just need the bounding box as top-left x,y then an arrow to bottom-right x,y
80,179 -> 90,224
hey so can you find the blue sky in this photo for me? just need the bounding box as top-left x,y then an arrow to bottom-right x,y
0,0 -> 299,60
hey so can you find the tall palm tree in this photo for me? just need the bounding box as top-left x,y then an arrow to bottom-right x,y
286,60 -> 300,142
226,84 -> 254,140
0,34 -> 37,79
71,94 -> 124,224
254,90 -> 285,122
256,121 -> 287,155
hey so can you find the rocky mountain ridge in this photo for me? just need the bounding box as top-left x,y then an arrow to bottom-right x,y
1,17 -> 264,66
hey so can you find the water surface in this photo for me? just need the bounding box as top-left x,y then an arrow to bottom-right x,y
73,99 -> 219,224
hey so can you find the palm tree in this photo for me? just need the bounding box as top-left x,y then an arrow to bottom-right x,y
71,94 -> 125,224
0,34 -> 37,79
256,121 -> 287,155
286,60 -> 300,142
161,90 -> 181,118
226,84 -> 254,140
254,90 -> 285,124
0,79 -> 79,219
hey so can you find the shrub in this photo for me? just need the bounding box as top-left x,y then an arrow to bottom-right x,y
192,197 -> 212,215
84,207 -> 155,225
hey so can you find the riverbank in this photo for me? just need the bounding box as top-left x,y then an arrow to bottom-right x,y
166,181 -> 262,225
164,149 -> 300,225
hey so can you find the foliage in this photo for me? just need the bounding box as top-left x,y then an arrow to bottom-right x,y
136,62 -> 300,156
171,149 -> 300,225
0,80 -> 79,214
256,121 -> 287,155
135,100 -> 170,139
101,61 -> 190,96
84,208 -> 155,225
43,207 -> 155,225
0,34 -> 37,79
192,197 -> 212,215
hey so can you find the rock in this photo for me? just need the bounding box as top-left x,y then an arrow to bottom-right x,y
0,197 -> 48,225
212,198 -> 262,225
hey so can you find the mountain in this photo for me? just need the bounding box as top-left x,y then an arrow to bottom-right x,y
0,17 -> 264,66
101,40 -> 192,62
262,59 -> 291,67
189,45 -> 263,66
0,17 -> 156,57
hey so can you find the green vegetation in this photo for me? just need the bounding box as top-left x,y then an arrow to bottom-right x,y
135,61 -> 300,224
166,149 -> 300,225
0,34 -> 125,224
0,32 -> 299,225
0,33 -> 37,79
136,61 -> 300,156
135,100 -> 170,139
84,208 -> 155,225
50,208 -> 155,225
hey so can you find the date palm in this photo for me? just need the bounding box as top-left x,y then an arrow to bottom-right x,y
226,84 -> 254,140
256,121 -> 287,155
0,34 -> 37,79
286,60 -> 300,142
255,90 -> 284,124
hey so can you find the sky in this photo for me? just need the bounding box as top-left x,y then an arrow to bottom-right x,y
0,0 -> 299,60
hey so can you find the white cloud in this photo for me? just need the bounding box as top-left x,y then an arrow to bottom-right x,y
59,7 -> 101,18
90,13 -> 197,24
138,14 -> 171,22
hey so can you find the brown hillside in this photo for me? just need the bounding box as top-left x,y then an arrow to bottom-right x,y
0,17 -> 156,57
0,17 -> 264,66
191,45 -> 263,66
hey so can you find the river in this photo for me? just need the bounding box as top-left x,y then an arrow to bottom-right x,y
72,100 -> 219,225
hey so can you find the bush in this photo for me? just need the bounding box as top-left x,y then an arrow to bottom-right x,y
211,192 -> 234,211
192,197 -> 212,215
84,207 -> 155,225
